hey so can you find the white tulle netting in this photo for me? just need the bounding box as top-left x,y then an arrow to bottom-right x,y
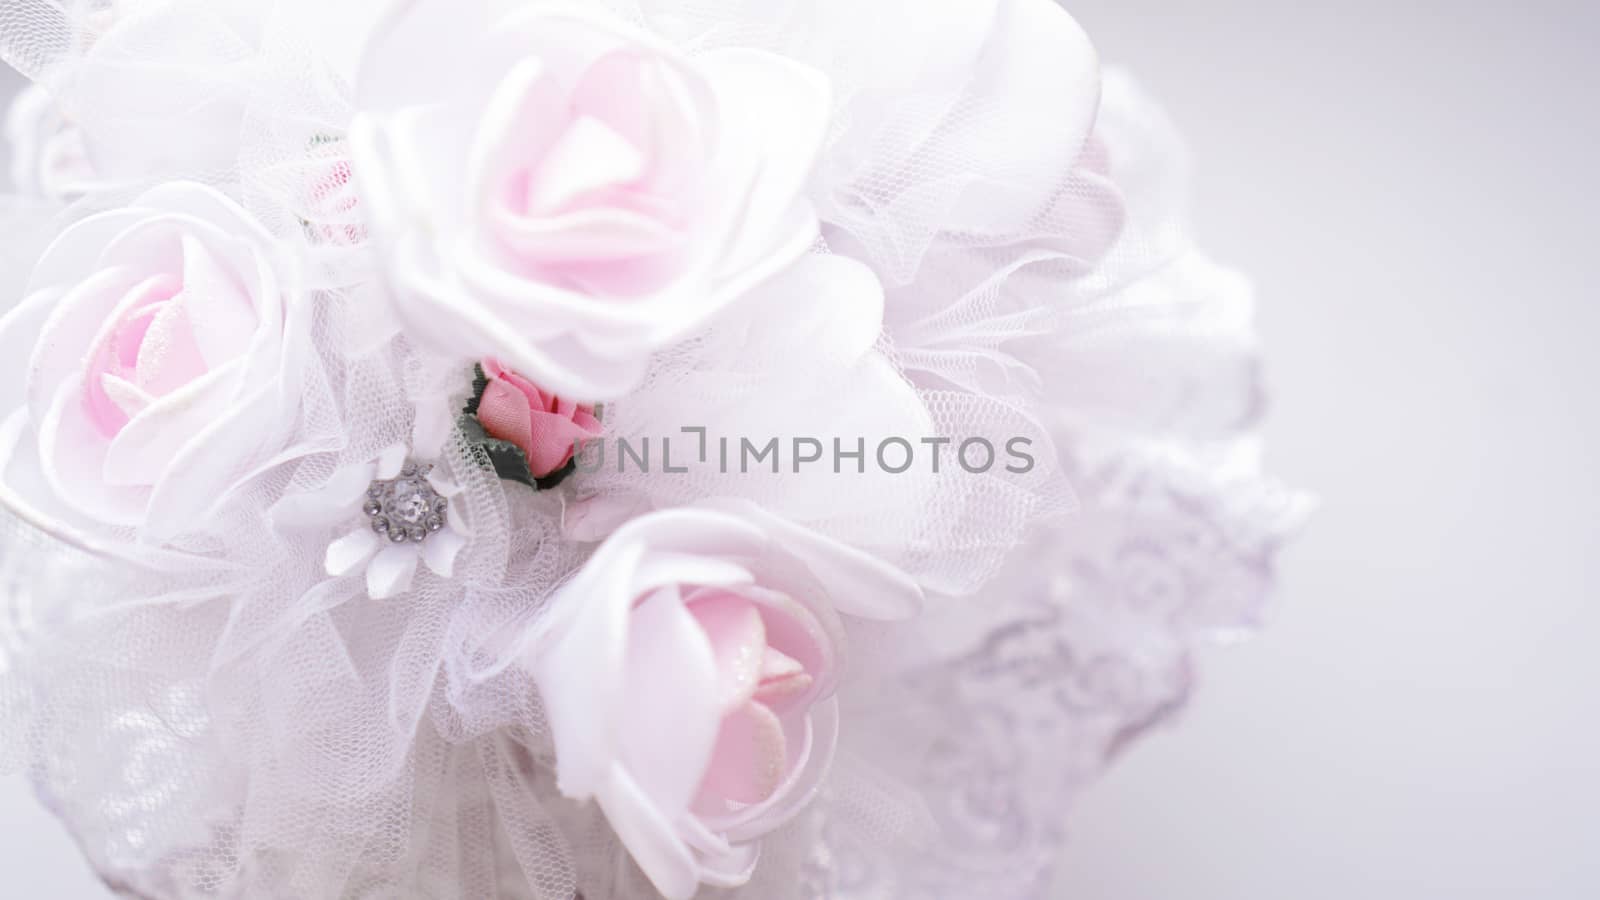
0,1 -> 1307,898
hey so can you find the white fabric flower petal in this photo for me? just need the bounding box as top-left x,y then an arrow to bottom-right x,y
326,528 -> 381,578
419,527 -> 465,578
618,586 -> 723,818
710,499 -> 924,621
937,0 -> 1100,232
695,47 -> 829,271
269,461 -> 376,531
729,254 -> 885,371
0,286 -> 63,413
374,444 -> 409,480
367,543 -> 420,600
175,233 -> 259,368
596,765 -> 702,900
424,469 -> 461,498
102,358 -> 247,487
26,266 -> 143,424
36,378 -> 145,527
23,208 -> 150,291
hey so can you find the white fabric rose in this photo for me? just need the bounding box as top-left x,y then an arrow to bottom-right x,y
0,182 -> 310,540
526,502 -> 921,898
751,0 -> 1106,282
561,253 -> 943,574
349,0 -> 831,401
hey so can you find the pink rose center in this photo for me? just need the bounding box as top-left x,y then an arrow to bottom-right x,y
82,276 -> 198,437
484,47 -> 713,296
684,587 -> 824,810
81,236 -> 260,438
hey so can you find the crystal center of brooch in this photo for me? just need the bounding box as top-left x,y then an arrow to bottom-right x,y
364,461 -> 448,543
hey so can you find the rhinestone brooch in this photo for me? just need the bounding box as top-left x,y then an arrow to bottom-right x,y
363,461 -> 449,543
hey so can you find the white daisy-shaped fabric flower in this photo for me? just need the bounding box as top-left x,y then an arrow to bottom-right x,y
272,444 -> 468,599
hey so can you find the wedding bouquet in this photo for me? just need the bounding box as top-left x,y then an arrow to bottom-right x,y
0,1 -> 1306,897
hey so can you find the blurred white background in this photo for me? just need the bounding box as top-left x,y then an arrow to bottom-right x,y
3,1 -> 1598,897
1053,1 -> 1600,898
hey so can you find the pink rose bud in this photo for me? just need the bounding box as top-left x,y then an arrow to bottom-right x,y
475,358 -> 602,478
